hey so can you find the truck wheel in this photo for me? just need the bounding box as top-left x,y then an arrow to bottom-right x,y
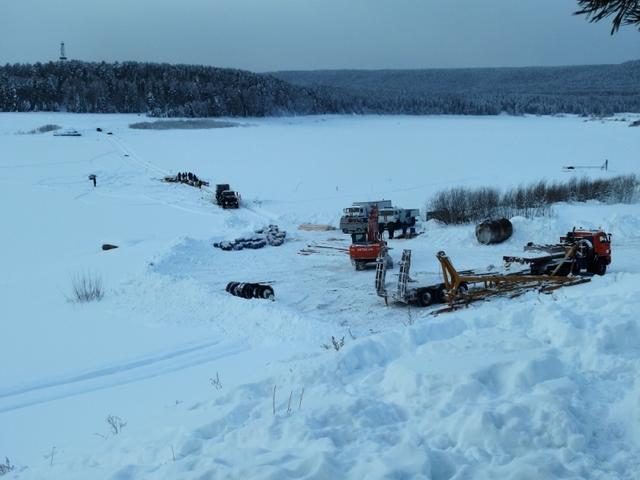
590,260 -> 607,276
418,289 -> 434,307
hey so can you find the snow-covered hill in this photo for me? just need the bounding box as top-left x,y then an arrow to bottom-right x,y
1,113 -> 639,479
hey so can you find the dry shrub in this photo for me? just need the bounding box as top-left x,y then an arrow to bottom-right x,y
70,273 -> 104,303
427,174 -> 638,224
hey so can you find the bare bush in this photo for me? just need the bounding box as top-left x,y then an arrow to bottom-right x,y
321,336 -> 345,351
427,174 -> 638,224
129,119 -> 237,130
209,372 -> 222,390
70,273 -> 104,303
106,415 -> 127,435
18,124 -> 61,134
0,457 -> 14,475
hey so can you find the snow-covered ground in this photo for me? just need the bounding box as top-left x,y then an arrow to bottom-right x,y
1,113 -> 639,479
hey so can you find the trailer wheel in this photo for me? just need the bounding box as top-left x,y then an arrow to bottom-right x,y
354,260 -> 365,271
418,289 -> 434,307
455,283 -> 468,299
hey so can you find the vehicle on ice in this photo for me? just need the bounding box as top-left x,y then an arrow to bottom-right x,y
215,184 -> 240,209
340,200 -> 419,238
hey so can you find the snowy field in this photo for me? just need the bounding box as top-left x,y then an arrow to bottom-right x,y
1,112 -> 639,479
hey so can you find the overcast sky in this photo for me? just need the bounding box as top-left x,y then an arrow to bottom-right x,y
0,0 -> 638,71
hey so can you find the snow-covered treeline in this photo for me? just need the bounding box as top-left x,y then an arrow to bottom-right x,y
274,60 -> 640,116
1,59 -> 639,117
0,61 -> 339,117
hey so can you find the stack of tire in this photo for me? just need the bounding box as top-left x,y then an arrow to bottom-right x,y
260,225 -> 287,247
213,225 -> 287,251
214,237 -> 268,251
226,282 -> 275,300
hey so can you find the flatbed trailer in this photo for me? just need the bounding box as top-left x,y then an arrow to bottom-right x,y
375,246 -> 591,312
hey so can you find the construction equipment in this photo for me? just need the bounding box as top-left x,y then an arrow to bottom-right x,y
435,250 -> 590,311
376,244 -> 593,311
340,200 -> 392,234
340,200 -> 419,238
376,247 -> 446,306
350,206 -> 393,270
504,228 -> 612,276
215,184 -> 240,209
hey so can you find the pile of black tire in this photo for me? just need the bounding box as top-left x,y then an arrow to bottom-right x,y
213,225 -> 286,251
226,282 -> 275,300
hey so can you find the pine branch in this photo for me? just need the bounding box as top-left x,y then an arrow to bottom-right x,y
575,0 -> 640,33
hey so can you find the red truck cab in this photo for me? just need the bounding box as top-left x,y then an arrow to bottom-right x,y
562,229 -> 612,274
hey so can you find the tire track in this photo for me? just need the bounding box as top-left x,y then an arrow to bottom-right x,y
0,339 -> 248,414
109,132 -> 279,224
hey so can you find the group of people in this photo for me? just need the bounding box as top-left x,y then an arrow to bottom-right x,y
177,172 -> 200,183
174,172 -> 207,188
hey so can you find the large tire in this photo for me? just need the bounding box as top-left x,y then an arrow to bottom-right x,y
241,283 -> 255,299
589,259 -> 607,276
354,260 -> 366,271
261,286 -> 275,300
417,288 -> 434,307
596,263 -> 607,276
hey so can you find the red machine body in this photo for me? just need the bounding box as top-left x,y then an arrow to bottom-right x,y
349,206 -> 387,270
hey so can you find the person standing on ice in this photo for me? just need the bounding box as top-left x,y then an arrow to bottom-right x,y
88,174 -> 97,187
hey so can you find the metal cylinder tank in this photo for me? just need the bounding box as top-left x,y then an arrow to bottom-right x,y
475,218 -> 513,245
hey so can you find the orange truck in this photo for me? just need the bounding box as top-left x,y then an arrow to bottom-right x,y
505,228 -> 612,276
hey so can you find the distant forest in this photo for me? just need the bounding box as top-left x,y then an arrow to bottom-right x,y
0,61 -> 339,117
272,61 -> 640,116
1,60 -> 639,117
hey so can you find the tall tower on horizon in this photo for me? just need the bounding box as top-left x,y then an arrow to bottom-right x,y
59,42 -> 67,61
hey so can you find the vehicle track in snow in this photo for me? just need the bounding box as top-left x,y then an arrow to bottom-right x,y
0,339 -> 248,414
107,133 -> 279,224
